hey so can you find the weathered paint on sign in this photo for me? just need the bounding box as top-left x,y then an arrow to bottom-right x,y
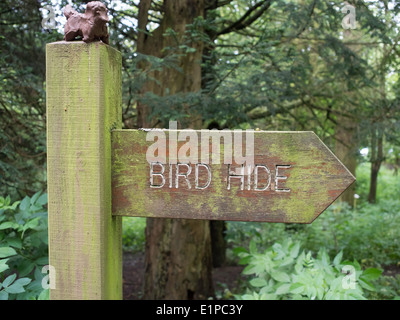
111,129 -> 355,223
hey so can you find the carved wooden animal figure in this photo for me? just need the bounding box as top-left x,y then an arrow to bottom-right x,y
64,1 -> 109,44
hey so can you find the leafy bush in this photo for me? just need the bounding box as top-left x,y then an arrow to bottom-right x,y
234,239 -> 382,300
355,163 -> 400,203
370,275 -> 400,300
0,192 -> 49,300
227,198 -> 400,268
122,217 -> 146,253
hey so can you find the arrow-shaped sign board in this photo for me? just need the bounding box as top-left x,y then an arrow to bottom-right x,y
111,129 -> 355,223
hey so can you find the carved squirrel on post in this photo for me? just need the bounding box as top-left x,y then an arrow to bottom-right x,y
64,1 -> 109,44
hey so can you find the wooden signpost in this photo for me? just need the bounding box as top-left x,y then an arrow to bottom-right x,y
112,129 -> 355,223
47,42 -> 122,299
46,41 -> 355,300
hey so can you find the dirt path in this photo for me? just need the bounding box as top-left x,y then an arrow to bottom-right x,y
122,252 -> 244,300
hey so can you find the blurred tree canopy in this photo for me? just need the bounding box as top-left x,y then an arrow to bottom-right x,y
1,0 -> 399,200
0,0 -> 58,198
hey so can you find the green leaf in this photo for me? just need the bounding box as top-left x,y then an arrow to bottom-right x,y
36,193 -> 48,206
349,292 -> 367,300
260,293 -> 278,300
21,217 -> 40,237
2,274 -> 16,288
4,283 -> 25,294
270,270 -> 290,283
240,293 -> 256,300
0,247 -> 17,258
232,246 -> 247,255
29,204 -> 42,212
352,260 -> 362,271
0,290 -> 8,300
249,277 -> 268,287
186,47 -> 197,53
3,278 -> 30,295
333,251 -> 343,266
358,278 -> 375,291
5,237 -> 22,249
0,259 -> 10,273
319,248 -> 330,267
38,289 -> 49,300
0,222 -> 18,230
280,256 -> 294,267
17,260 -> 35,277
249,239 -> 257,254
19,196 -> 30,211
13,277 -> 31,287
289,242 -> 300,258
242,264 -> 257,275
34,256 -> 49,266
238,255 -> 252,265
275,283 -> 291,295
290,283 -> 304,294
30,191 -> 41,205
360,268 -> 382,282
9,201 -> 20,211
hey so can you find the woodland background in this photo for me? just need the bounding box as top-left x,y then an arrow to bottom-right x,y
0,0 -> 400,300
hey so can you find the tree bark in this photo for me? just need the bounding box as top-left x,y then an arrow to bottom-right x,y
368,128 -> 383,203
334,29 -> 360,206
210,221 -> 226,267
136,0 -> 214,300
334,116 -> 357,206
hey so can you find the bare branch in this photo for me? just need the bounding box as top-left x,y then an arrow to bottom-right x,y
217,1 -> 272,36
205,0 -> 234,10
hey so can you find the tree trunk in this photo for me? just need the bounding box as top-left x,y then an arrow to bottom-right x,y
144,218 -> 213,299
368,163 -> 379,204
334,29 -> 359,206
368,128 -> 383,203
136,0 -> 214,299
210,221 -> 226,267
335,116 -> 357,206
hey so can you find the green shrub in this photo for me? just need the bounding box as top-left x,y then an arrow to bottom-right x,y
0,192 -> 49,300
227,198 -> 400,268
370,275 -> 400,300
122,217 -> 146,253
355,163 -> 400,203
1,194 -> 147,300
234,239 -> 382,300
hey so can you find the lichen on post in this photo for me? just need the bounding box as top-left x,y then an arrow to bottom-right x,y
46,41 -> 122,299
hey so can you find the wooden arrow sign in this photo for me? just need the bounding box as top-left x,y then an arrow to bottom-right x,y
111,129 -> 355,223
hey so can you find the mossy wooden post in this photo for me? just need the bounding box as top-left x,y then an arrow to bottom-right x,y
46,41 -> 122,299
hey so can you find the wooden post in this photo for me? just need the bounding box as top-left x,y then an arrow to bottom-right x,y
46,41 -> 122,299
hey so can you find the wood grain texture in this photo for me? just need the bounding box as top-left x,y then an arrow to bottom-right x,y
46,41 -> 122,299
112,130 -> 355,223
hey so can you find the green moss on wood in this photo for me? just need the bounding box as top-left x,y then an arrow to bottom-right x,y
111,130 -> 355,223
47,41 -> 122,300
